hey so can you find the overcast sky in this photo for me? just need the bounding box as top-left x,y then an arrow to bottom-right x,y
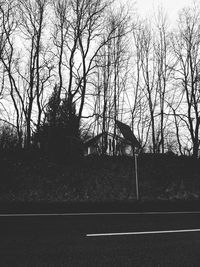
123,0 -> 196,23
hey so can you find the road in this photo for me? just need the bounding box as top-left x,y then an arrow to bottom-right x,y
0,212 -> 200,266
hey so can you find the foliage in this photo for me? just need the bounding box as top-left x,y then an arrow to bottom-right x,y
0,124 -> 19,153
34,87 -> 82,161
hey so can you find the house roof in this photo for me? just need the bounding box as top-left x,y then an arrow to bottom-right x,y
84,133 -> 103,146
84,132 -> 132,147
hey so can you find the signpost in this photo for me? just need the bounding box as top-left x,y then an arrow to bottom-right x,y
134,153 -> 139,200
116,120 -> 140,201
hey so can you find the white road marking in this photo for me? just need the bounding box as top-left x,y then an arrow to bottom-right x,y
0,211 -> 200,217
86,228 -> 200,237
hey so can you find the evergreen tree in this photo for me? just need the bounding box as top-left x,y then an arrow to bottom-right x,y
35,87 -> 82,161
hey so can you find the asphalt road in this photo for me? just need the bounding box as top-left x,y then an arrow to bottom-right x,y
0,212 -> 200,266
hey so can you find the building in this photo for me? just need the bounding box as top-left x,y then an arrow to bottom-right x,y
84,132 -> 135,156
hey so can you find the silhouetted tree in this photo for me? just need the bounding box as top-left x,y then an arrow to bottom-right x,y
35,87 -> 82,161
171,5 -> 200,158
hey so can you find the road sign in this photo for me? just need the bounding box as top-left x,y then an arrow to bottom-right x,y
116,120 -> 140,147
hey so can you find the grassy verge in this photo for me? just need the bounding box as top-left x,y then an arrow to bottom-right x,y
0,154 -> 200,203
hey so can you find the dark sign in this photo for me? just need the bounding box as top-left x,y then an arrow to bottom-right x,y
116,120 -> 140,147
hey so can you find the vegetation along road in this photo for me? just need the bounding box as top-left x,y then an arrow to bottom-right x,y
0,211 -> 200,266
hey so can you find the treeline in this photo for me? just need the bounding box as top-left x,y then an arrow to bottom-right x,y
0,0 -> 200,158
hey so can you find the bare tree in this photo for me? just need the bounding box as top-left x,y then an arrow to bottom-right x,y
172,5 -> 200,158
0,1 -> 24,147
154,9 -> 172,153
130,20 -> 150,151
135,20 -> 159,153
52,0 -> 130,130
16,0 -> 52,148
131,14 -> 175,154
88,8 -> 130,154
52,0 -> 69,122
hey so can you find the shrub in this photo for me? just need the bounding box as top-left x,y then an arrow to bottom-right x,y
0,124 -> 19,153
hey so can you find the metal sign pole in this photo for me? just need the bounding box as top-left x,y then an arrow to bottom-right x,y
134,153 -> 139,201
115,120 -> 140,200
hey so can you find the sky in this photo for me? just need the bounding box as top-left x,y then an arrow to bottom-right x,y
124,0 -> 196,23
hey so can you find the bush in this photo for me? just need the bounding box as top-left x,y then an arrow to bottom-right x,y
0,124 -> 19,153
35,124 -> 83,162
